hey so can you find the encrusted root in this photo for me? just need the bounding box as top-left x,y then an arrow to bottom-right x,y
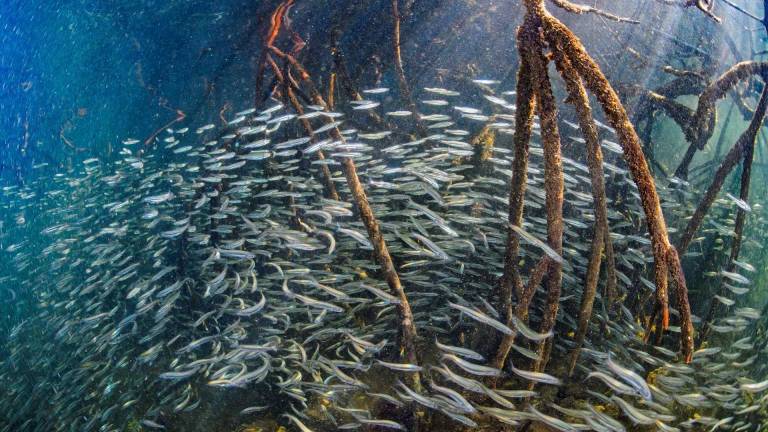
492,18 -> 538,373
542,11 -> 693,361
550,45 -> 612,375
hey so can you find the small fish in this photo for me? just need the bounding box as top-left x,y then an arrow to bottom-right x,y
240,405 -> 269,415
352,101 -> 380,110
140,420 -> 166,430
509,224 -> 563,263
528,406 -> 578,431
472,79 -> 500,85
511,316 -> 553,341
511,364 -> 562,385
375,359 -> 423,372
725,193 -> 751,212
359,283 -> 400,304
358,131 -> 392,140
386,110 -> 412,116
442,354 -> 502,377
362,87 -> 389,94
448,302 -> 513,335
606,354 -> 652,400
721,270 -> 750,285
735,307 -> 760,320
356,419 -> 404,430
587,371 -> 637,396
454,106 -> 482,114
422,99 -> 450,106
435,339 -> 485,361
144,192 -> 174,204
732,260 -> 756,272
424,87 -> 460,96
611,396 -> 656,425
283,414 -> 314,432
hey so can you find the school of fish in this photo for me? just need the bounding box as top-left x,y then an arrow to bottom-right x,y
0,79 -> 767,431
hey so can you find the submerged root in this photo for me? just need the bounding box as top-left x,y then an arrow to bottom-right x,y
542,10 -> 693,362
675,61 -> 768,178
491,257 -> 550,385
143,110 -> 186,147
258,1 -> 421,388
550,45 -> 612,375
492,12 -> 542,375
391,0 -> 426,136
548,0 -> 640,23
677,83 -> 768,255
701,159 -> 752,340
531,38 -> 565,375
694,84 -> 768,341
495,0 -> 693,371
343,157 -> 421,377
255,0 -> 295,105
493,21 -> 538,373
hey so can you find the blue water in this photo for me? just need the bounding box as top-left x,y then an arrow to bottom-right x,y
2,1 -> 768,431
0,0 -> 265,181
